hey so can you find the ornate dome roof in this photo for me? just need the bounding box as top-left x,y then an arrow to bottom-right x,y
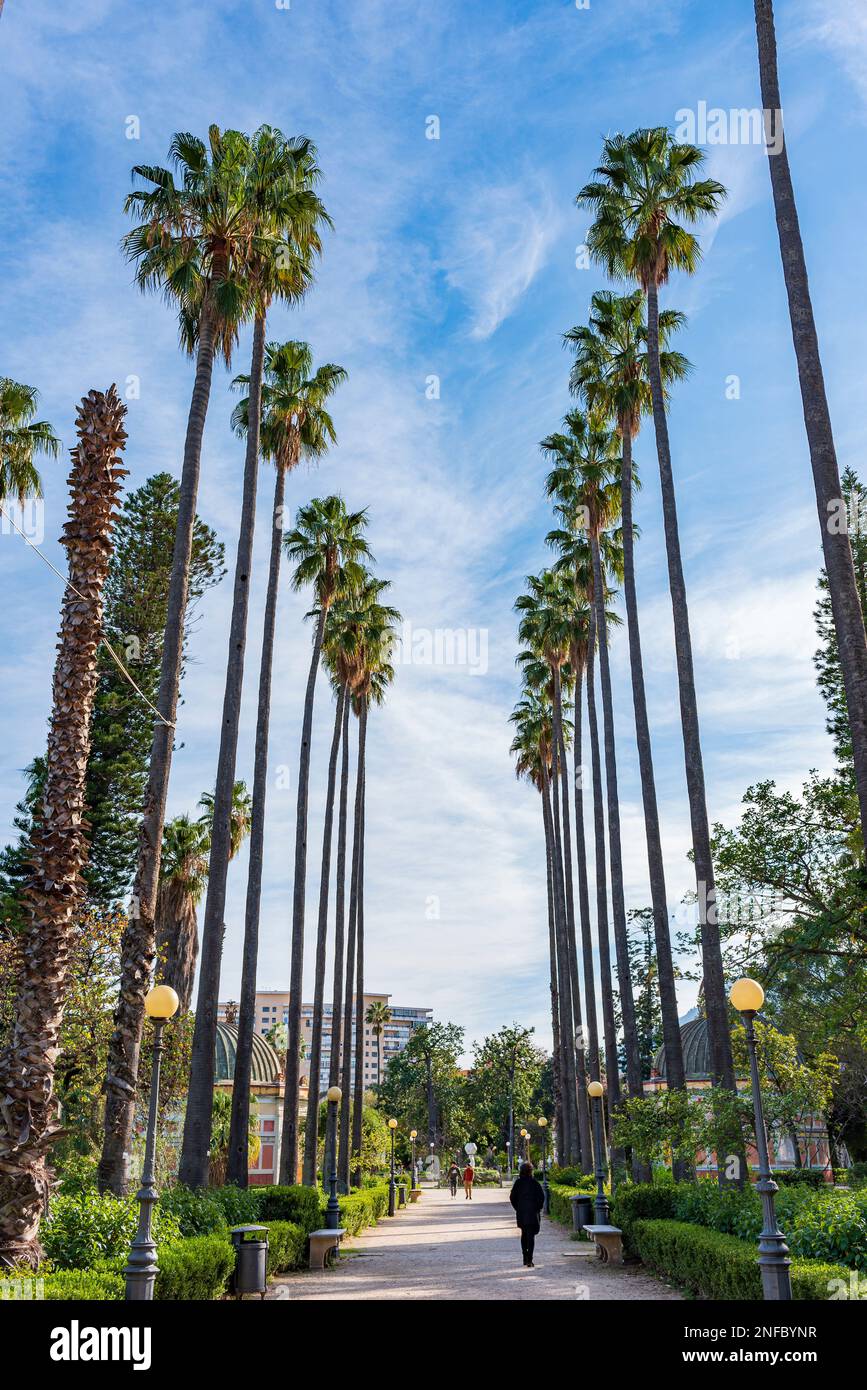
652,1017 -> 712,1081
214,1022 -> 281,1085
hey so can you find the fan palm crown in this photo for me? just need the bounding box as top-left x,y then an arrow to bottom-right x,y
0,379 -> 61,504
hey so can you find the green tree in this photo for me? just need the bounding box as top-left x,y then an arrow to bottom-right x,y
565,289 -> 689,1107
278,497 -> 372,1183
577,128 -> 735,1104
229,342 -> 347,1188
365,1001 -> 392,1091
467,1025 -> 545,1153
102,124 -> 258,1197
0,377 -> 60,504
185,128 -> 330,1191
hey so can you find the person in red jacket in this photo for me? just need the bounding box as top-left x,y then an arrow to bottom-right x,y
463,1163 -> 475,1199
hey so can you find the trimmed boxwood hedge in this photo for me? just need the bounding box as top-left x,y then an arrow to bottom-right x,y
328,1184 -> 390,1235
0,1267 -> 125,1301
154,1234 -> 235,1301
256,1184 -> 323,1232
263,1221 -> 307,1274
631,1218 -> 851,1301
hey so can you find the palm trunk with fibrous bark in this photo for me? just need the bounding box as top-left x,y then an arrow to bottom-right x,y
0,387 -> 127,1265
323,688 -> 352,1183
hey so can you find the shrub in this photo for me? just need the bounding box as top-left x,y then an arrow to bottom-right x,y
0,1267 -> 124,1301
547,1166 -> 596,1191
154,1234 -> 234,1301
332,1185 -> 389,1235
471,1168 -> 501,1186
43,1190 -> 181,1270
611,1182 -> 676,1248
849,1162 -> 867,1190
159,1186 -> 230,1237
263,1221 -> 307,1274
256,1184 -> 322,1232
774,1169 -> 826,1189
56,1153 -> 100,1197
788,1191 -> 867,1272
632,1218 -> 851,1301
208,1184 -> 262,1228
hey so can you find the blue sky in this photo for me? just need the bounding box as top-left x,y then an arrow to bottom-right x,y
1,0 -> 865,1063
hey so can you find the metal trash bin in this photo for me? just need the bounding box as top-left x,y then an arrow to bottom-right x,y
397,1184 -> 407,1208
230,1224 -> 269,1300
570,1194 -> 593,1233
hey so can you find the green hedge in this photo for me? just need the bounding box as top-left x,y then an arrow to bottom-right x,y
0,1267 -> 125,1301
154,1234 -> 235,1301
263,1221 -> 307,1274
256,1184 -> 322,1232
330,1185 -> 390,1235
632,1218 -> 851,1301
43,1190 -> 182,1270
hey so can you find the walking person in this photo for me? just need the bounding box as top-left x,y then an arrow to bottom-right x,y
510,1160 -> 545,1268
448,1162 -> 460,1197
463,1161 -> 475,1199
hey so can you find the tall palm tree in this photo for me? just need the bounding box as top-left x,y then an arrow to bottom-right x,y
348,608 -> 399,1186
753,0 -> 867,846
515,574 -> 591,1168
101,125 -> 256,1195
576,129 -> 737,1097
180,131 -> 329,1189
542,412 -> 645,1117
365,1000 -> 392,1090
0,387 -> 126,1266
510,692 -> 565,1156
565,291 -> 689,1118
227,342 -> 346,1187
0,378 -> 60,505
278,498 -> 371,1182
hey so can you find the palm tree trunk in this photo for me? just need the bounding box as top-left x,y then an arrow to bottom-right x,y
301,685 -> 347,1185
542,793 -> 564,1163
620,429 -> 688,1129
337,700 -> 365,1191
0,388 -> 126,1266
553,667 -> 593,1171
589,536 -> 644,1102
100,312 -> 217,1197
572,659 -> 600,1085
754,0 -> 867,846
324,689 -> 351,1182
226,461 -> 286,1187
585,605 -> 622,1115
180,311 -> 266,1188
645,281 -> 736,1098
351,700 -> 368,1187
279,601 -> 329,1183
542,745 -> 576,1163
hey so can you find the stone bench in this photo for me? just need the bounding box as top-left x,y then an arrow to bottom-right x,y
583,1224 -> 624,1266
308,1228 -> 345,1270
409,1188 -> 422,1203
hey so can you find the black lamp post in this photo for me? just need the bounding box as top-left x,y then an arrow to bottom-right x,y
730,978 -> 793,1301
124,985 -> 179,1300
538,1116 -> 550,1213
388,1118 -> 398,1215
587,1081 -> 610,1224
410,1128 -> 418,1188
325,1085 -> 342,1230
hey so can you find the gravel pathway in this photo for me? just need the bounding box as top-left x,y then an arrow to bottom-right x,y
266,1185 -> 684,1301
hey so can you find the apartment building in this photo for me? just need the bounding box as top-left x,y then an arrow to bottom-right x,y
218,991 -> 432,1091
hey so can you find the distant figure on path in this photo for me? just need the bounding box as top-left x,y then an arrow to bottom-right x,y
448,1163 -> 460,1197
463,1163 -> 475,1199
509,1161 -> 545,1267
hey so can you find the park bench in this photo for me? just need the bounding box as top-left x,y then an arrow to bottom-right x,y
308,1227 -> 345,1270
582,1224 -> 624,1266
409,1188 -> 422,1202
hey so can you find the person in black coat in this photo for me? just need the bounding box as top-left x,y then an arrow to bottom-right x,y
509,1161 -> 545,1267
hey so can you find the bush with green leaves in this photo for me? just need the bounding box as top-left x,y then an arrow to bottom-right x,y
154,1234 -> 234,1301
331,1184 -> 390,1235
774,1168 -> 826,1189
43,1190 -> 182,1270
263,1221 -> 307,1274
256,1184 -> 322,1231
0,1267 -> 124,1301
632,1218 -> 851,1301
547,1166 -> 596,1191
158,1185 -> 231,1237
